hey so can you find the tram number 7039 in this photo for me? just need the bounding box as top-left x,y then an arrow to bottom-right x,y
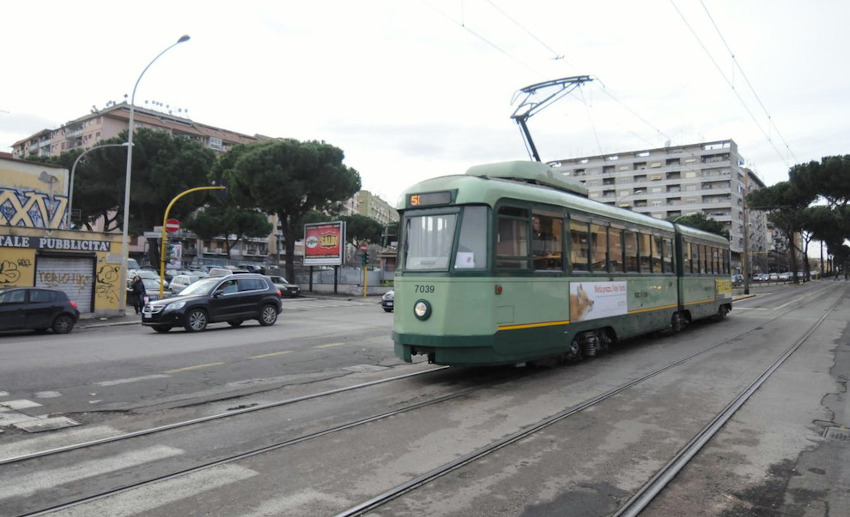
414,284 -> 436,294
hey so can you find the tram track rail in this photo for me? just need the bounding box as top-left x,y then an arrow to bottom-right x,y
612,295 -> 841,517
5,282 -> 839,516
0,366 -> 448,467
333,282 -> 844,516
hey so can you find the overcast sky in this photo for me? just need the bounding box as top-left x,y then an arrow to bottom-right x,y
2,0 -> 848,204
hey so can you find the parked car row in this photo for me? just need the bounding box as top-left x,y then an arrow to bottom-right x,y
0,287 -> 80,334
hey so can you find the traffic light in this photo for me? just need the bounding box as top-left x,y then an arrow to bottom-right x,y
361,251 -> 368,265
165,243 -> 175,262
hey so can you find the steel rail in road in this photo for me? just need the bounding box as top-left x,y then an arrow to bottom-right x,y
0,365 -> 448,467
11,282 -> 841,516
612,294 -> 842,517
333,283 -> 843,517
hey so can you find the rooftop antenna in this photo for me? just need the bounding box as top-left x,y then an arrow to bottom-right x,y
510,75 -> 593,162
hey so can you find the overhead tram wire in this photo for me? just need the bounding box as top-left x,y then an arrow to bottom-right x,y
668,0 -> 793,169
698,0 -> 799,164
578,88 -> 606,155
475,1 -> 704,161
418,0 -> 544,78
422,0 -> 712,164
484,0 -> 575,66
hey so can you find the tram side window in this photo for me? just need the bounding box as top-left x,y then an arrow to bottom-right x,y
662,238 -> 674,273
711,248 -> 721,275
699,245 -> 707,274
496,207 -> 529,269
569,220 -> 590,272
639,233 -> 653,272
454,206 -> 488,270
683,242 -> 693,274
624,230 -> 639,273
608,227 -> 624,273
590,223 -> 608,272
651,235 -> 663,273
531,212 -> 563,271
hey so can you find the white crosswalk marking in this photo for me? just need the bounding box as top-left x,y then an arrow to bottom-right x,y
0,425 -> 122,461
49,464 -> 258,516
0,445 -> 183,500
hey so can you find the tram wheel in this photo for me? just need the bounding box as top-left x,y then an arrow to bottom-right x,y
565,338 -> 583,362
671,312 -> 687,332
713,306 -> 730,322
599,329 -> 615,353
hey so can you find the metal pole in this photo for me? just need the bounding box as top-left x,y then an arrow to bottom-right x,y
67,143 -> 128,229
121,35 -> 190,314
158,185 -> 225,298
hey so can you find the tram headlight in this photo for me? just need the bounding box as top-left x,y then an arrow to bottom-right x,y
413,299 -> 432,320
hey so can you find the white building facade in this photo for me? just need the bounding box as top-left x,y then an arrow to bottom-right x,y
550,139 -> 770,274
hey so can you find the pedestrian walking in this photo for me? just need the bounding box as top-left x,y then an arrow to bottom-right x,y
130,275 -> 147,314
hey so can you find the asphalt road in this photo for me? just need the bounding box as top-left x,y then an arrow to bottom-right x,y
1,281 -> 847,516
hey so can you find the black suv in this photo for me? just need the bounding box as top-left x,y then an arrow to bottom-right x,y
0,287 -> 80,334
141,273 -> 282,333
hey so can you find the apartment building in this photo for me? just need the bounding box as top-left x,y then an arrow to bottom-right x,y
11,101 -> 260,159
355,190 -> 399,227
549,139 -> 774,274
9,104 -> 398,268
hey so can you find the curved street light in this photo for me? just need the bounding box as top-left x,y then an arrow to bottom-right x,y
121,34 -> 190,313
66,143 -> 129,229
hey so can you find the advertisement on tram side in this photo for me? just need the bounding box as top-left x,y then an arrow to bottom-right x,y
569,281 -> 628,322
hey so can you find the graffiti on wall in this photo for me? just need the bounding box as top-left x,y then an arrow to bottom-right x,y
37,270 -> 93,289
0,187 -> 67,228
96,264 -> 122,306
0,249 -> 35,286
0,260 -> 22,284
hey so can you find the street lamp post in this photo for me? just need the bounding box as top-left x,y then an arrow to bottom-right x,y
66,143 -> 129,229
121,34 -> 190,313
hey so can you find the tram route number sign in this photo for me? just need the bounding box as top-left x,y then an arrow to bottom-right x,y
165,219 -> 180,233
408,190 -> 452,207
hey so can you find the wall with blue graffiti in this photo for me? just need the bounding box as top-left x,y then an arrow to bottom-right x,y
1,157 -> 125,316
0,157 -> 69,229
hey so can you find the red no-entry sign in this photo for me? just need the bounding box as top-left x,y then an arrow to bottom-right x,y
165,219 -> 180,233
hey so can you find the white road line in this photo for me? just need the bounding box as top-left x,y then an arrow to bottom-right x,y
94,374 -> 171,387
0,425 -> 122,461
0,445 -> 184,500
1,399 -> 42,410
49,464 -> 258,517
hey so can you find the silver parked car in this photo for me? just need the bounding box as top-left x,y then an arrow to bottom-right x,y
169,274 -> 199,294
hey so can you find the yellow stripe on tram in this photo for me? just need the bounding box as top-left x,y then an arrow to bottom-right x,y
627,303 -> 679,315
682,298 -> 715,306
498,320 -> 570,331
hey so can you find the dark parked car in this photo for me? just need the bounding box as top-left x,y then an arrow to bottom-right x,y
0,287 -> 80,334
141,273 -> 282,333
266,275 -> 300,298
381,290 -> 394,312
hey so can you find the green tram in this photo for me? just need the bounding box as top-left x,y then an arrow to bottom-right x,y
393,161 -> 732,366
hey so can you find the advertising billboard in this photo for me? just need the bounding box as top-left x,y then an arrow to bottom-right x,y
303,221 -> 346,266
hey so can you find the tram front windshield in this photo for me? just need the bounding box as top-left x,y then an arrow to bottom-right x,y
402,206 -> 488,272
